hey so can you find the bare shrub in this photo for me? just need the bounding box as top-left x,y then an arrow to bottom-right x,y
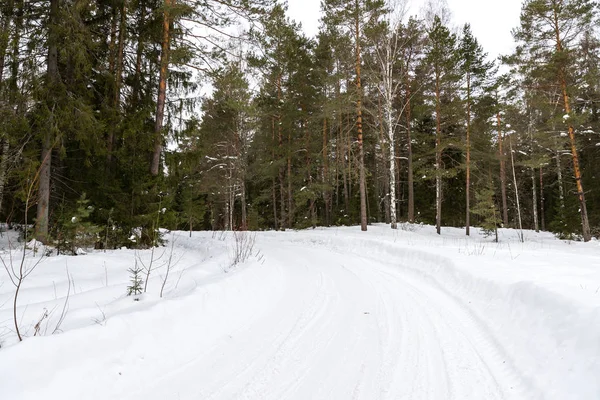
228,231 -> 256,270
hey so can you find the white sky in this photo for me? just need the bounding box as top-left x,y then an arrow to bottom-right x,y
286,0 -> 524,61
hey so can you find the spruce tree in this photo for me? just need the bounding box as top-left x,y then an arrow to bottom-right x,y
458,23 -> 495,236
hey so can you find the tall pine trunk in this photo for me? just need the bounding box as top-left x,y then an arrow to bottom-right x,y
271,117 -> 278,230
322,117 -> 331,226
540,167 -> 545,231
465,73 -> 471,235
434,67 -> 442,235
0,0 -> 19,218
107,0 -> 126,168
552,7 -> 591,241
276,75 -> 286,229
355,0 -> 367,231
0,0 -> 12,88
151,0 -> 172,176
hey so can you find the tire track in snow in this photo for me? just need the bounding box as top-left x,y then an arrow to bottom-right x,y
345,249 -> 534,400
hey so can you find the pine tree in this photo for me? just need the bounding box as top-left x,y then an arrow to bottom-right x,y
322,0 -> 386,231
513,0 -> 597,241
458,23 -> 495,236
424,15 -> 460,235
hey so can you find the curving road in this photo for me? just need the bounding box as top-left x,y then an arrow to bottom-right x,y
139,238 -> 531,400
2,232 -> 536,400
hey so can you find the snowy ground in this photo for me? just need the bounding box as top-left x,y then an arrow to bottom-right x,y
0,224 -> 599,399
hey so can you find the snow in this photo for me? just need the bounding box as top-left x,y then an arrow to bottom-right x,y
1,225 -> 599,399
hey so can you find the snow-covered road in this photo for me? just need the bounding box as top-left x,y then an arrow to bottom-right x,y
187,242 -> 523,400
1,226 -> 599,399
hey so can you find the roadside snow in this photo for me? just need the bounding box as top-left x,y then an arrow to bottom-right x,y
0,225 -> 598,399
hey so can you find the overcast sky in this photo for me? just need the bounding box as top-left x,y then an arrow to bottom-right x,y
286,0 -> 524,61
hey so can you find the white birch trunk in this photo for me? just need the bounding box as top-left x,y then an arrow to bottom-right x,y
532,168 -> 539,232
385,82 -> 397,229
556,149 -> 566,211
509,136 -> 523,242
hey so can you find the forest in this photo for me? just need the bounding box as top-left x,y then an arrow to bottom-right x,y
0,0 -> 599,250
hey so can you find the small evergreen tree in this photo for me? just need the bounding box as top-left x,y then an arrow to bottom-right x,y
127,262 -> 144,300
55,193 -> 101,255
472,177 -> 501,242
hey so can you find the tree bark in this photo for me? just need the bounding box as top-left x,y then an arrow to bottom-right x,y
355,0 -> 367,231
36,0 -> 60,243
108,0 -> 127,168
555,145 -> 566,212
0,140 -> 10,216
0,0 -> 19,218
287,132 -> 292,228
406,85 -> 414,223
539,167 -> 545,231
552,7 -> 591,241
0,0 -> 13,89
509,136 -> 523,242
435,66 -> 442,235
386,94 -> 396,229
276,75 -> 286,229
150,0 -> 173,176
132,0 -> 146,106
271,117 -> 278,230
322,117 -> 331,226
532,168 -> 539,232
497,112 -> 509,226
465,72 -> 471,236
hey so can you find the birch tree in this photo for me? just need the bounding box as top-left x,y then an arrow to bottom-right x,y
366,0 -> 409,229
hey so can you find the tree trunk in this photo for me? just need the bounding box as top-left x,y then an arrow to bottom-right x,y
108,5 -> 118,75
276,75 -> 286,229
540,167 -> 545,231
8,0 -> 22,100
355,0 -> 367,231
0,0 -> 13,89
36,0 -> 60,243
497,112 -> 509,226
0,0 -> 19,218
272,177 -> 278,230
377,95 -> 389,224
108,0 -> 127,168
509,136 -> 523,242
532,168 -> 539,232
555,146 -> 566,211
465,73 -> 471,236
553,8 -> 591,242
271,117 -> 278,230
406,86 -> 414,223
150,0 -> 173,176
0,140 -> 10,216
322,117 -> 330,226
386,96 -> 396,229
240,179 -> 247,230
305,119 -> 315,227
435,68 -> 442,235
132,0 -> 146,106
287,134 -> 292,228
